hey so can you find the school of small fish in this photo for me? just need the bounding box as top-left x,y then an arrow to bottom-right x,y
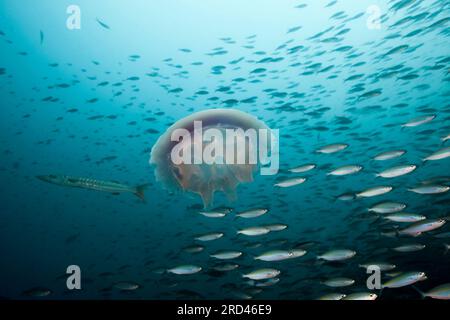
1,0 -> 449,300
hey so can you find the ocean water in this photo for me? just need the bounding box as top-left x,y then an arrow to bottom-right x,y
0,0 -> 449,300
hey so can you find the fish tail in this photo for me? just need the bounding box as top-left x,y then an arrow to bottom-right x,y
412,285 -> 426,299
134,183 -> 150,201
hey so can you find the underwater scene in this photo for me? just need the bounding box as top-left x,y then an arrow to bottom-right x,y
0,0 -> 450,301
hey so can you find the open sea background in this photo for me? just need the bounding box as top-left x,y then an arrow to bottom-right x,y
0,0 -> 449,299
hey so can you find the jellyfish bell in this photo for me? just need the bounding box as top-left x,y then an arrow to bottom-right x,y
150,108 -> 276,208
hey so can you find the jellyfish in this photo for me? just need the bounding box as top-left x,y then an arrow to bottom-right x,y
150,109 -> 274,208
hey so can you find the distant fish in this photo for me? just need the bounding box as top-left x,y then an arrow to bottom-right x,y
318,249 -> 356,261
274,177 -> 306,187
328,165 -> 362,176
317,293 -> 346,300
254,249 -> 306,261
414,283 -> 450,300
236,208 -> 268,219
237,226 -> 270,236
384,213 -> 426,223
376,164 -> 416,178
401,115 -> 435,127
39,30 -> 44,45
373,150 -> 406,161
289,164 -> 316,173
322,277 -> 355,288
242,268 -> 280,280
398,218 -> 446,237
210,251 -> 242,260
423,146 -> 450,161
36,175 -> 149,200
356,186 -> 393,198
392,244 -> 425,252
96,18 -> 110,29
368,202 -> 406,214
113,282 -> 140,291
359,262 -> 396,271
22,287 -> 52,297
194,232 -> 224,241
408,185 -> 449,194
167,265 -> 202,275
316,143 -> 348,154
382,271 -> 427,288
343,292 -> 377,300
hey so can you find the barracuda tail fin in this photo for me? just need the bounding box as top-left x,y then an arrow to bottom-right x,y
134,183 -> 151,201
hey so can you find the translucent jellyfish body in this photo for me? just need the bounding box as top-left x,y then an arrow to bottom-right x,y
150,109 -> 274,208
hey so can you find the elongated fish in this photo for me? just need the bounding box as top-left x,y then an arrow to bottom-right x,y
343,292 -> 377,300
356,186 -> 392,197
236,208 -> 268,218
210,251 -> 242,260
37,175 -> 148,200
373,150 -> 406,161
317,293 -> 346,300
254,249 -> 306,261
328,165 -> 362,176
322,277 -> 355,287
384,213 -> 426,223
369,202 -> 406,214
167,265 -> 202,275
316,143 -> 348,154
376,165 -> 416,178
408,185 -> 449,194
398,219 -> 446,236
318,249 -> 356,261
289,164 -> 316,173
424,146 -> 450,161
382,271 -> 427,288
415,283 -> 450,300
274,177 -> 306,187
242,268 -> 280,280
401,115 -> 435,127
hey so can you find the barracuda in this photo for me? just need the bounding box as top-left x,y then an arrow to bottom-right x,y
37,174 -> 149,200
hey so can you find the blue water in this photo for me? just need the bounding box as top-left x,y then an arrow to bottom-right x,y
0,0 -> 449,300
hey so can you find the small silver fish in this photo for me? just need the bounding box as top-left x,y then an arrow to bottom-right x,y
274,177 -> 306,187
343,292 -> 378,300
382,271 -> 427,288
195,232 -> 224,241
236,208 -> 268,219
237,226 -> 271,236
328,165 -> 362,176
408,185 -> 449,194
424,146 -> 450,161
316,143 -> 349,154
356,186 -> 393,197
322,277 -> 355,287
384,213 -> 426,223
317,293 -> 346,300
254,249 -> 306,261
210,251 -> 242,260
242,268 -> 280,280
373,150 -> 406,161
401,115 -> 435,127
289,164 -> 316,173
415,283 -> 450,300
392,244 -> 426,252
376,165 -> 416,178
399,219 -> 446,236
368,202 -> 406,214
167,265 -> 202,275
318,249 -> 356,261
